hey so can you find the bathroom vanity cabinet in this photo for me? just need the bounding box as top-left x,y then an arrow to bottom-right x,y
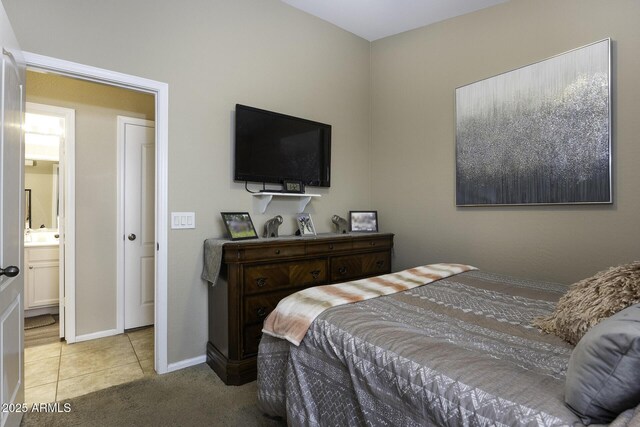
24,245 -> 59,310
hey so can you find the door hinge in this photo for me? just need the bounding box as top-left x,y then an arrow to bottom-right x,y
157,243 -> 159,251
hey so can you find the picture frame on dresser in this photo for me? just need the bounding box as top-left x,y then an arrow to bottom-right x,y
220,212 -> 258,240
296,213 -> 316,236
349,210 -> 378,232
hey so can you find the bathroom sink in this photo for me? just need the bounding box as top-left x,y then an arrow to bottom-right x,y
24,229 -> 59,246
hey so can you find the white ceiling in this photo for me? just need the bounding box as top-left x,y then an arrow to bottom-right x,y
281,0 -> 509,41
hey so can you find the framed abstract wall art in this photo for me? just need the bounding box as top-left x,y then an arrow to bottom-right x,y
455,39 -> 611,206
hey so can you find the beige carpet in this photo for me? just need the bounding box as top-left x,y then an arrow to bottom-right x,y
21,363 -> 285,427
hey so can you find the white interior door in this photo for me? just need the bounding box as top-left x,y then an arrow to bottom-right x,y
0,6 -> 25,426
122,118 -> 155,329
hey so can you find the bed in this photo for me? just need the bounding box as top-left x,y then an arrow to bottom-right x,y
256,267 -> 640,426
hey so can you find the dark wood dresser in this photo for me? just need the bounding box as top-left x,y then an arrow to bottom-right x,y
205,233 -> 394,385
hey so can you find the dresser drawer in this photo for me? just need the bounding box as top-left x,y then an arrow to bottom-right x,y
290,259 -> 327,287
243,259 -> 327,294
362,251 -> 391,276
244,290 -> 291,325
330,255 -> 363,282
240,244 -> 305,261
352,237 -> 392,250
244,264 -> 289,294
330,251 -> 391,282
306,240 -> 352,255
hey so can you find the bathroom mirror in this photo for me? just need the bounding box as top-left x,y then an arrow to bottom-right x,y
24,160 -> 59,229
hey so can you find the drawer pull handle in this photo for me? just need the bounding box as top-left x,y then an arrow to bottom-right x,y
376,260 -> 385,268
329,244 -> 334,250
310,270 -> 321,279
256,277 -> 267,287
370,241 -> 376,246
256,307 -> 268,319
338,266 -> 347,275
275,249 -> 281,255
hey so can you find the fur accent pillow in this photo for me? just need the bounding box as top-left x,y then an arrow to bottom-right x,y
533,261 -> 640,345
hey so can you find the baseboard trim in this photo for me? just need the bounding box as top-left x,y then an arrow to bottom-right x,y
25,306 -> 59,318
74,328 -> 120,343
167,355 -> 206,373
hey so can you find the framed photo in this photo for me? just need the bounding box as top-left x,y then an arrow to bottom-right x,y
349,211 -> 378,232
296,213 -> 316,236
283,179 -> 304,194
220,212 -> 258,240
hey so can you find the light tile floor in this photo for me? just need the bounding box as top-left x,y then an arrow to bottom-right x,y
24,327 -> 155,404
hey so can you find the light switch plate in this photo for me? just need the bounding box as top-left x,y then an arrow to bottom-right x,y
171,212 -> 195,229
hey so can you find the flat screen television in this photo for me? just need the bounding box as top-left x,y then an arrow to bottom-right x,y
234,104 -> 331,188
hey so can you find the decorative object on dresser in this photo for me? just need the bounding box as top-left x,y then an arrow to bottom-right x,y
349,210 -> 378,232
220,212 -> 258,241
262,215 -> 283,238
296,213 -> 316,236
331,215 -> 348,234
282,179 -> 304,194
202,233 -> 394,385
456,39 -> 611,206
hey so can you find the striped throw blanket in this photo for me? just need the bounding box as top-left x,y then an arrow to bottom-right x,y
262,263 -> 477,345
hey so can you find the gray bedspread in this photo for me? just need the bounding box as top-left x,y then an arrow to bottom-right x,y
256,270 -> 638,426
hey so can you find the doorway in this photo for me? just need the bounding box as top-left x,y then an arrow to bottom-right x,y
23,102 -> 74,344
22,75 -> 160,403
23,52 -> 169,376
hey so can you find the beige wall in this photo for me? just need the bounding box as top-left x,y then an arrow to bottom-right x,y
371,0 -> 640,284
26,71 -> 155,335
4,0 -> 372,362
24,160 -> 55,229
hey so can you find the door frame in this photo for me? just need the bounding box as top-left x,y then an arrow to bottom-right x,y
23,52 -> 170,374
24,101 -> 75,341
116,116 -> 155,332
